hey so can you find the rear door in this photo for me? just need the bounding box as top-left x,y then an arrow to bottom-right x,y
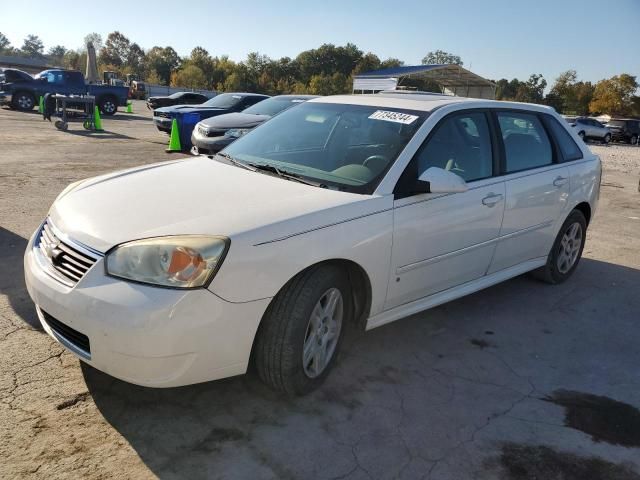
386,110 -> 505,309
487,110 -> 570,273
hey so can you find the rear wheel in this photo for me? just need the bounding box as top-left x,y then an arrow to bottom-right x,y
602,133 -> 611,144
532,210 -> 587,284
254,265 -> 351,395
12,91 -> 35,111
631,134 -> 639,145
578,131 -> 586,142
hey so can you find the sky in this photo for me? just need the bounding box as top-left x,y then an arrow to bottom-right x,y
1,0 -> 638,85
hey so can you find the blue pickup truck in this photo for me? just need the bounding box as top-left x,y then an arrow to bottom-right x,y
0,68 -> 129,115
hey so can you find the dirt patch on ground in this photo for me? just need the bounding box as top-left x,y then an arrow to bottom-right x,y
494,443 -> 640,480
544,390 -> 640,447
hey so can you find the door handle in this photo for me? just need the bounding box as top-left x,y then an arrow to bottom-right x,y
553,176 -> 568,187
482,193 -> 503,207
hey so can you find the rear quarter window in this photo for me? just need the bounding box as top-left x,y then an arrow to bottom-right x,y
497,112 -> 553,173
543,115 -> 583,162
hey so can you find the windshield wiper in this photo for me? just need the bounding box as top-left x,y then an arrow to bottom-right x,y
246,163 -> 327,188
215,152 -> 256,171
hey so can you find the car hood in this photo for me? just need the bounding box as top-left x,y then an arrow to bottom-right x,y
199,112 -> 269,130
155,105 -> 226,114
49,157 -> 376,252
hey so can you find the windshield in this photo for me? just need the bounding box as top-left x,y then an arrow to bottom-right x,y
222,102 -> 428,193
203,93 -> 246,108
607,120 -> 625,127
243,97 -> 306,117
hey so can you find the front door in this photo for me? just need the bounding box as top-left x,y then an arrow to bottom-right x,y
386,111 -> 505,310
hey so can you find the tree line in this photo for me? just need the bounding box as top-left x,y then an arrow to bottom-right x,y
1,32 -> 638,116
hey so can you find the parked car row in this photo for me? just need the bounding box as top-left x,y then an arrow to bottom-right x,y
147,90 -> 320,153
0,68 -> 129,115
25,92 -> 600,394
564,115 -> 640,145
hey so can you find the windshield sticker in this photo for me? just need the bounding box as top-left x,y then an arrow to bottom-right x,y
232,95 -> 242,99
369,110 -> 419,124
291,99 -> 305,103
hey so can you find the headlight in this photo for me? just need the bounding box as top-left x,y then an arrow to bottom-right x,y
105,236 -> 229,289
224,128 -> 251,138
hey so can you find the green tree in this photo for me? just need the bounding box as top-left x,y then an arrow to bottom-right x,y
21,34 -> 44,57
126,43 -> 146,77
589,74 -> 639,115
146,46 -> 180,85
514,74 -> 547,103
171,64 -> 206,89
422,50 -> 462,65
0,32 -> 11,52
83,32 -> 103,52
545,70 -> 593,115
99,31 -> 131,67
47,45 -> 67,65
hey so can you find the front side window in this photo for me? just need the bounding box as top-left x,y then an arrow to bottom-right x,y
222,102 -> 427,193
543,115 -> 583,162
498,112 -> 552,173
411,112 -> 493,183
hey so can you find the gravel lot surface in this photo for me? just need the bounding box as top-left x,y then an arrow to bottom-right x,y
1,102 -> 639,479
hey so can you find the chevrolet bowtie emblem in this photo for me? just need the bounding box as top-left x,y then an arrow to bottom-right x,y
44,241 -> 64,264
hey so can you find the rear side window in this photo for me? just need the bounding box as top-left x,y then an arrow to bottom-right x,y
543,115 -> 583,162
497,112 -> 552,173
413,112 -> 493,182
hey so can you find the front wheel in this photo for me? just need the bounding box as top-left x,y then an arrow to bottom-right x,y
578,131 -> 586,142
99,96 -> 118,115
12,91 -> 35,111
532,210 -> 587,284
602,133 -> 611,144
254,265 -> 352,395
631,134 -> 639,146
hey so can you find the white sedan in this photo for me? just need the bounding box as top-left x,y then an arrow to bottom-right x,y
24,93 -> 601,394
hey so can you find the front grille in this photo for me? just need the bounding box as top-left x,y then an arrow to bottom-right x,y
41,309 -> 91,356
155,111 -> 170,118
36,220 -> 99,286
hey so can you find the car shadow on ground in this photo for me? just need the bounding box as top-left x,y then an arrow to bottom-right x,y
81,257 -> 640,479
0,227 -> 40,329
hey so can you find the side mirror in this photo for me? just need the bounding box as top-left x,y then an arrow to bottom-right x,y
417,167 -> 468,194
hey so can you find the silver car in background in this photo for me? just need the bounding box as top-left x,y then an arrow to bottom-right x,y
565,117 -> 611,144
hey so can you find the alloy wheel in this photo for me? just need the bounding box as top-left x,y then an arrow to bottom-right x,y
557,222 -> 582,274
18,94 -> 33,110
302,288 -> 343,378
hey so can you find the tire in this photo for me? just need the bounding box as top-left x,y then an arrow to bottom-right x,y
99,96 -> 118,116
631,135 -> 639,146
12,91 -> 35,111
531,210 -> 587,284
578,131 -> 586,142
254,264 -> 352,395
602,133 -> 611,144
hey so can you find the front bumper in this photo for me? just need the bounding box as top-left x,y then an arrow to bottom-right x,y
153,116 -> 173,131
24,229 -> 271,387
0,91 -> 12,105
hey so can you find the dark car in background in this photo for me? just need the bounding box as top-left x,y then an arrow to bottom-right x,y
606,119 -> 640,145
190,95 -> 318,154
0,69 -> 129,114
153,92 -> 269,133
146,91 -> 211,111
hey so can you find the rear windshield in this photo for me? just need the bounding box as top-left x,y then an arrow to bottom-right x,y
222,102 -> 428,193
203,93 -> 247,109
607,120 -> 626,127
